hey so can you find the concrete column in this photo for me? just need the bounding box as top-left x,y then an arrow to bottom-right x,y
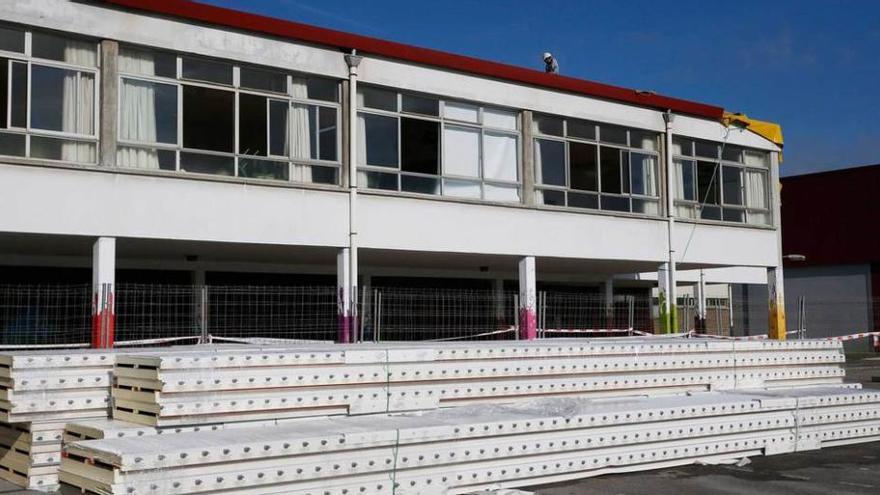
603,278 -> 614,328
91,237 -> 115,348
337,248 -> 352,343
518,256 -> 537,340
768,150 -> 786,340
520,111 -> 536,207
695,270 -> 707,333
657,262 -> 672,334
99,40 -> 119,167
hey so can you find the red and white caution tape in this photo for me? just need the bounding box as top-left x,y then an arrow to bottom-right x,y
815,331 -> 880,342
540,328 -> 634,335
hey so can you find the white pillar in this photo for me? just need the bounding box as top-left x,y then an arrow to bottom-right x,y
768,150 -> 786,340
695,270 -> 707,333
663,112 -> 678,334
337,248 -> 352,343
91,237 -> 115,348
518,257 -> 537,340
345,52 -> 362,345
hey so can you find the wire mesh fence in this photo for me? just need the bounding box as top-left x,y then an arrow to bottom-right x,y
0,284 -> 91,347
677,297 -> 731,336
364,287 -> 519,342
538,292 -> 653,337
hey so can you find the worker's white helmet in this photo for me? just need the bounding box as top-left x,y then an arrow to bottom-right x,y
543,52 -> 553,61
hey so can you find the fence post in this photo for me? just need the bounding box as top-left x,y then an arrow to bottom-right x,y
514,294 -> 521,339
198,286 -> 209,344
627,295 -> 635,332
374,289 -> 382,343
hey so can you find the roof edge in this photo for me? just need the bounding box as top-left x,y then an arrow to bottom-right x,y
94,0 -> 725,120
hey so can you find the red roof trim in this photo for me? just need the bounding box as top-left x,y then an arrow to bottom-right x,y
96,0 -> 725,119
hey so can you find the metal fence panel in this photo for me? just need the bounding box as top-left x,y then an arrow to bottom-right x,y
0,284 -> 90,347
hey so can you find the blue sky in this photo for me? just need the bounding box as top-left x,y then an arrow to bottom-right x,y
207,0 -> 880,176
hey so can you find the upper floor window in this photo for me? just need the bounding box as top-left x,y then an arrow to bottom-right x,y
672,138 -> 771,226
533,114 -> 660,215
357,85 -> 521,202
116,46 -> 341,184
0,27 -> 98,164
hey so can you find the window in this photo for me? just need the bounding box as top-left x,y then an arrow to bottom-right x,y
0,28 -> 97,163
116,46 -> 341,183
534,114 -> 659,215
357,85 -> 521,202
673,137 -> 771,225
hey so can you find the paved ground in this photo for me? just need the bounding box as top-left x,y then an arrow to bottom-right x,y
3,356 -> 878,494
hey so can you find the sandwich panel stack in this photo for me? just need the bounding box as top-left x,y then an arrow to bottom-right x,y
61,386 -> 880,495
111,338 -> 847,426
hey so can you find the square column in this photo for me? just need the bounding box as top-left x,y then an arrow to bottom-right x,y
518,256 -> 537,340
337,248 -> 352,343
657,262 -> 672,334
767,266 -> 786,340
91,237 -> 115,348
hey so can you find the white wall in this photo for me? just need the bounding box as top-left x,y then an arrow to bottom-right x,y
784,264 -> 874,340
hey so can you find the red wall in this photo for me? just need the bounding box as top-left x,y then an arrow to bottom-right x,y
781,164 -> 880,267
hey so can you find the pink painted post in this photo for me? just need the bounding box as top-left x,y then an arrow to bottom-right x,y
518,256 -> 537,340
337,248 -> 352,343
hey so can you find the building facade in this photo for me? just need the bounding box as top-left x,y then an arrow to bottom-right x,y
0,0 -> 785,346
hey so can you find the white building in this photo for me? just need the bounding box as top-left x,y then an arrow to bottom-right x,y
0,0 -> 786,346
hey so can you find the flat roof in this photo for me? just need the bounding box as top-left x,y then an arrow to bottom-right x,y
96,0 -> 725,120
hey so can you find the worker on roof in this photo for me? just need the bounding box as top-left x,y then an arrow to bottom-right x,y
543,52 -> 559,74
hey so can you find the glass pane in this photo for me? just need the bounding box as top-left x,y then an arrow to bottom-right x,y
0,133 -> 25,157
0,58 -> 6,129
182,85 -> 234,152
239,158 -> 288,181
722,145 -> 743,163
630,130 -> 657,151
722,208 -> 745,223
632,198 -> 659,215
179,152 -> 234,176
307,78 -> 338,102
31,65 -> 95,135
360,113 -> 398,167
400,118 -> 439,175
10,62 -> 27,128
700,205 -> 722,221
307,165 -> 338,184
535,139 -> 565,186
532,114 -> 563,136
483,132 -> 517,182
744,150 -> 769,167
119,47 -> 176,78
676,204 -> 696,219
358,86 -> 396,111
238,93 -> 267,156
359,170 -> 398,190
31,136 -> 95,163
402,175 -> 440,194
599,146 -> 622,193
630,153 -> 657,196
675,159 -> 696,201
31,32 -> 96,66
569,142 -> 598,191
567,119 -> 595,140
318,107 -> 337,161
602,195 -> 631,212
482,107 -> 517,130
672,137 -> 693,156
240,66 -> 287,93
117,147 -> 175,170
569,192 -> 598,210
444,179 -> 481,199
697,161 -> 720,205
748,211 -> 771,226
695,140 -> 718,158
539,189 -> 565,206
599,125 -> 627,145
484,183 -> 520,202
443,101 -> 479,123
269,100 -> 288,156
722,166 -> 744,205
0,26 -> 24,53
401,94 -> 439,116
119,78 -> 178,145
181,57 -> 232,85
442,125 -> 480,178
291,104 -> 316,160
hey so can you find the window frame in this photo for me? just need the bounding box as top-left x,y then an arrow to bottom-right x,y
533,114 -> 661,216
672,138 -> 772,226
357,85 -> 522,203
0,28 -> 100,163
116,45 -> 342,184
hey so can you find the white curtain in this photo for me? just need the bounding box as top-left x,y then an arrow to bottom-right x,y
291,79 -> 313,182
60,43 -> 96,163
533,140 -> 545,184
746,170 -> 769,224
117,79 -> 160,169
483,132 -> 517,182
632,153 -> 657,196
442,125 -> 480,178
673,159 -> 685,200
